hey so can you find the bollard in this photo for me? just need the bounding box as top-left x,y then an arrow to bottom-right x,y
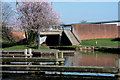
24,49 -> 27,58
28,49 -> 33,58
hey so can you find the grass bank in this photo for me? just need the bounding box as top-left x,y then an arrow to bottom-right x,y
50,38 -> 120,53
81,38 -> 119,47
1,39 -> 50,50
80,38 -> 120,53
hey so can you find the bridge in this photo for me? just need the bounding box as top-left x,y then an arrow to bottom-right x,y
39,26 -> 80,46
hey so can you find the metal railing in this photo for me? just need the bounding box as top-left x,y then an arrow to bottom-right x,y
49,25 -> 71,31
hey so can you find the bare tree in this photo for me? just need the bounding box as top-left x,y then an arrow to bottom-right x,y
2,2 -> 14,27
2,2 -> 17,42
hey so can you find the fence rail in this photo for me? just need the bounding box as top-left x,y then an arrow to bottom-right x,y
1,49 -> 120,79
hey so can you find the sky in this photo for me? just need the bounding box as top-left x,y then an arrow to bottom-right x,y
53,2 -> 118,24
2,1 -> 118,24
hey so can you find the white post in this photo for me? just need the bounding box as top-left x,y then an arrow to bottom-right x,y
24,49 -> 27,58
28,49 -> 32,58
96,41 -> 98,45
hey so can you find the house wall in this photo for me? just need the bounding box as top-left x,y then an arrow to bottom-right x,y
11,32 -> 25,40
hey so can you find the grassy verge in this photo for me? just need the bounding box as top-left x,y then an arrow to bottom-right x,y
2,45 -> 50,50
50,38 -> 120,53
80,38 -> 120,53
81,38 -> 119,47
1,39 -> 50,50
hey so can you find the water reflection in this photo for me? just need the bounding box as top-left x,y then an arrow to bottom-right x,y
64,51 -> 118,67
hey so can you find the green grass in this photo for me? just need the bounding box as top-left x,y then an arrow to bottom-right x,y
2,38 -> 119,50
2,45 -> 50,50
81,38 -> 119,47
1,39 -> 50,50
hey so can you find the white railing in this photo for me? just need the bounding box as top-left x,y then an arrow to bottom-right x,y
49,25 -> 71,31
49,26 -> 63,31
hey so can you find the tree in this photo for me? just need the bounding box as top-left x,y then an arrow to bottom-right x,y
15,1 -> 60,49
2,2 -> 14,27
2,2 -> 17,42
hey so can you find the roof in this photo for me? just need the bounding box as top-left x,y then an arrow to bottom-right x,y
61,20 -> 120,27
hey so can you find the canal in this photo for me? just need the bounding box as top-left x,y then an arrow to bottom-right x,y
2,51 -> 119,80
65,51 -> 118,67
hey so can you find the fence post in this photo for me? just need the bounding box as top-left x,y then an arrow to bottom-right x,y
54,52 -> 59,65
59,52 -> 64,75
59,52 -> 63,59
59,52 -> 64,65
54,51 -> 59,75
115,58 -> 120,80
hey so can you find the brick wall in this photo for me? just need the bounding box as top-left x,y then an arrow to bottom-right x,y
71,24 -> 119,40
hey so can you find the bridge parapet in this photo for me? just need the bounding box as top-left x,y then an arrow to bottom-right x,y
40,30 -> 63,35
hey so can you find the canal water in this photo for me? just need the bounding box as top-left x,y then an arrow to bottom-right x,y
2,51 -> 119,80
65,51 -> 118,67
